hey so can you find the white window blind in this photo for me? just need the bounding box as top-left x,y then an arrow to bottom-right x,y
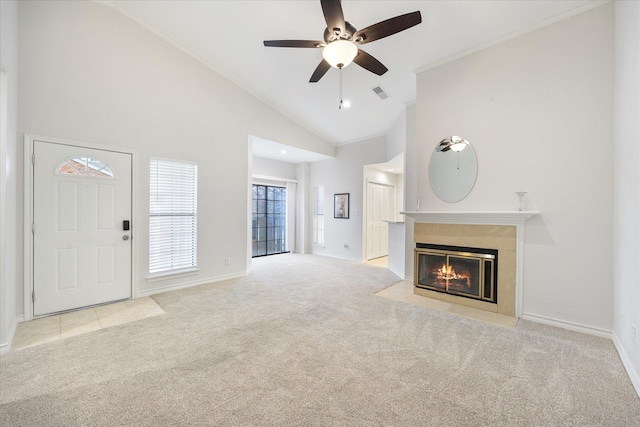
313,185 -> 325,246
149,158 -> 198,275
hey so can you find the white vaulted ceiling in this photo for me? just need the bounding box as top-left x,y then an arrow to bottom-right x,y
102,0 -> 603,146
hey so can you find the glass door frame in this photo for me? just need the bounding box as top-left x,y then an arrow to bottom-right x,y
252,184 -> 288,257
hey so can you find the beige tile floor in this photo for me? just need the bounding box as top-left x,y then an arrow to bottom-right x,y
366,256 -> 388,268
376,280 -> 519,329
12,297 -> 165,351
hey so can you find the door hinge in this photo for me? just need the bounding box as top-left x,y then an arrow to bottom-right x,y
32,153 -> 35,165
32,291 -> 35,303
32,223 -> 35,234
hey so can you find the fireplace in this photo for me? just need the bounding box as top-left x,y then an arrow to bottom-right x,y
414,243 -> 498,304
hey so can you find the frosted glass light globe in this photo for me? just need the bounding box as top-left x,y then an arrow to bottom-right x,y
322,40 -> 358,69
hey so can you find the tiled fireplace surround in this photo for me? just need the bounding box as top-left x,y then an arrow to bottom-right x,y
414,223 -> 517,316
403,211 -> 539,318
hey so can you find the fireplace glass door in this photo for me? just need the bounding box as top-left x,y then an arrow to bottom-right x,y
415,245 -> 496,303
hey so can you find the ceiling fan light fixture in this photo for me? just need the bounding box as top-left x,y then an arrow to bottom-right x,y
322,40 -> 358,69
263,1 -> 422,83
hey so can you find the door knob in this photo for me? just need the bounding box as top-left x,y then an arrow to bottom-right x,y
122,235 -> 130,241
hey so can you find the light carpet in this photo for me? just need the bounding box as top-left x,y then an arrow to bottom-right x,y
1,254 -> 639,426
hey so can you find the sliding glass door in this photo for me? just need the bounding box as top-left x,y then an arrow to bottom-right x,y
252,185 -> 287,257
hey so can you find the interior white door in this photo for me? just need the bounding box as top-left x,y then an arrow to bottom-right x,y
33,141 -> 132,316
366,182 -> 395,260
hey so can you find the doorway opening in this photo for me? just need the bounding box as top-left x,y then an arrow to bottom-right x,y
365,181 -> 396,260
252,184 -> 289,257
363,153 -> 404,263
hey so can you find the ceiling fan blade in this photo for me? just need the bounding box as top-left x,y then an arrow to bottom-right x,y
353,11 -> 422,45
353,50 -> 388,76
321,0 -> 346,36
264,40 -> 325,48
310,59 -> 331,83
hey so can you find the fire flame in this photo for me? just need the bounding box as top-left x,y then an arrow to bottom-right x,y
439,264 -> 463,280
435,263 -> 471,287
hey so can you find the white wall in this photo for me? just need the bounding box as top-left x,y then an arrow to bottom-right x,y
17,1 -> 333,305
310,136 -> 387,261
386,222 -> 405,279
295,162 -> 311,254
384,105 -> 418,279
381,103 -> 417,279
613,0 -> 640,395
252,156 -> 297,181
386,113 -> 408,217
403,104 -> 417,279
416,4 -> 614,331
0,0 -> 19,351
386,109 -> 406,161
395,171 -> 404,219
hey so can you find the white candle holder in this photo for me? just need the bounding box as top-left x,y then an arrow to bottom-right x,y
516,192 -> 527,211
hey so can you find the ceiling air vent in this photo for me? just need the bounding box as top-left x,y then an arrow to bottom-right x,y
371,85 -> 389,100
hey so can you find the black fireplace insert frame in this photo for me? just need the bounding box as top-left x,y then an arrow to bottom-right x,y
414,243 -> 499,303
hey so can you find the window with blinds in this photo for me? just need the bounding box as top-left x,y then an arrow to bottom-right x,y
313,185 -> 324,246
149,158 -> 198,275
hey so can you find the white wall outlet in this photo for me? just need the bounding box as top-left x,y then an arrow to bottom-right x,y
225,257 -> 231,265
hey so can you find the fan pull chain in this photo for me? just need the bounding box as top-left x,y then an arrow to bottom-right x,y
338,67 -> 344,110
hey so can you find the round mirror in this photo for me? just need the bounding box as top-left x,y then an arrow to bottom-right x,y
429,136 -> 478,203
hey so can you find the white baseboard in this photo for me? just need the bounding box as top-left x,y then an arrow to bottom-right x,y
521,312 -> 612,338
520,314 -> 640,399
612,334 -> 640,399
137,272 -> 247,298
387,265 -> 405,280
0,314 -> 23,354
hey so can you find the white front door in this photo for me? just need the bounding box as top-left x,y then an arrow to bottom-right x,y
366,182 -> 395,260
33,141 -> 132,316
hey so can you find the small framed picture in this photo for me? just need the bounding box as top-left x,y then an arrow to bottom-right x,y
334,193 -> 349,219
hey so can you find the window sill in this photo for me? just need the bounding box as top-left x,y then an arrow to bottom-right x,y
146,268 -> 199,283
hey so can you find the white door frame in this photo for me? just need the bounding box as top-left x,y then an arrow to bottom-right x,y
23,134 -> 138,320
1,71 -> 8,327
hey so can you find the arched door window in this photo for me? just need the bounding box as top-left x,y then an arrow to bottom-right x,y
55,157 -> 114,179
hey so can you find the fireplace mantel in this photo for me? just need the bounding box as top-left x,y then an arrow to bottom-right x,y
401,211 -> 539,225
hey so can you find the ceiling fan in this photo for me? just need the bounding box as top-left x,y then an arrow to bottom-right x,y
263,0 -> 422,83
